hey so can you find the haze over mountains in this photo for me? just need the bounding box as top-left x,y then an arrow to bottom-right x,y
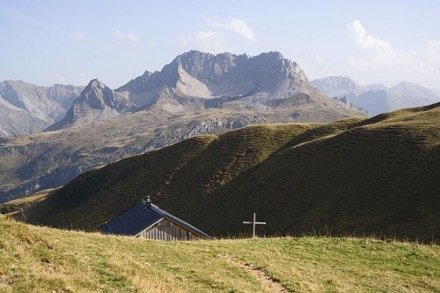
311,76 -> 440,115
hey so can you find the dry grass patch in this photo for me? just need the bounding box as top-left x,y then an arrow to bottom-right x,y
1,216 -> 439,292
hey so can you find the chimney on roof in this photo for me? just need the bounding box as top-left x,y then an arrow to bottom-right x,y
141,196 -> 152,205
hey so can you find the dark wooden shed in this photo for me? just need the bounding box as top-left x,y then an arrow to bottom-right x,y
99,200 -> 211,241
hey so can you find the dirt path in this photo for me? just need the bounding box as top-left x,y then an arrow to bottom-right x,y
220,254 -> 288,292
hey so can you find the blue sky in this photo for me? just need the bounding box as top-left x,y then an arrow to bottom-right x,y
1,0 -> 439,90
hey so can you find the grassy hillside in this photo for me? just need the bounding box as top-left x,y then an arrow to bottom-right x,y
7,103 -> 440,242
0,216 -> 439,292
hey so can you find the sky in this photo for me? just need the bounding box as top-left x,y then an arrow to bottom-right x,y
1,0 -> 439,91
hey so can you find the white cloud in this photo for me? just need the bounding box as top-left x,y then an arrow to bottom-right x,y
114,30 -> 142,43
178,17 -> 257,54
70,30 -> 87,41
52,74 -> 66,84
346,19 -> 440,89
179,30 -> 229,53
211,18 -> 257,42
348,20 -> 393,54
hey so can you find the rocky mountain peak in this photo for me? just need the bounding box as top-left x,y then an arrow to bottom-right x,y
46,79 -> 136,131
86,79 -> 107,92
116,50 -> 317,109
79,79 -> 111,110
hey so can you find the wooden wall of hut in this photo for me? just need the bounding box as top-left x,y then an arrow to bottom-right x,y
137,218 -> 204,241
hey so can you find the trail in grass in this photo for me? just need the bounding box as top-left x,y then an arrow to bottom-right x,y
220,254 -> 288,293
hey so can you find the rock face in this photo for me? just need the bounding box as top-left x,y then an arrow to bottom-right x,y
0,81 -> 82,136
312,76 -> 440,115
116,51 -> 339,112
46,79 -> 136,131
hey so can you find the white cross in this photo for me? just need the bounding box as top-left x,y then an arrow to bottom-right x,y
243,212 -> 266,238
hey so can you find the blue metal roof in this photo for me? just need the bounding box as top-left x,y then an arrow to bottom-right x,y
99,201 -> 211,239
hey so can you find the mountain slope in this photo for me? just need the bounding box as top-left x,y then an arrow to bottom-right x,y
14,103 -> 440,242
0,81 -> 82,136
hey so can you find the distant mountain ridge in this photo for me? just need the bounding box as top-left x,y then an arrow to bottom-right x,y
311,76 -> 440,114
0,80 -> 82,136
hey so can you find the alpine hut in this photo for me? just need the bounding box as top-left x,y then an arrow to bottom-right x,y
100,199 -> 211,241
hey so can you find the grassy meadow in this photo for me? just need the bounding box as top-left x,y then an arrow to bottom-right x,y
1,216 -> 439,292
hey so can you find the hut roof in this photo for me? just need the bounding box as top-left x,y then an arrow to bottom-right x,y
99,200 -> 211,239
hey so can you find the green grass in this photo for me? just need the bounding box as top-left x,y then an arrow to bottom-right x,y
0,216 -> 439,292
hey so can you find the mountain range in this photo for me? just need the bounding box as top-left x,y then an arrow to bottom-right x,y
311,76 -> 440,115
48,51 -> 360,132
5,102 -> 439,242
0,51 -> 364,202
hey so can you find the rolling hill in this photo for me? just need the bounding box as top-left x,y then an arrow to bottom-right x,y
9,102 -> 440,243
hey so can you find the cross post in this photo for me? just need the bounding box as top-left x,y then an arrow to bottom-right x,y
243,212 -> 266,238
